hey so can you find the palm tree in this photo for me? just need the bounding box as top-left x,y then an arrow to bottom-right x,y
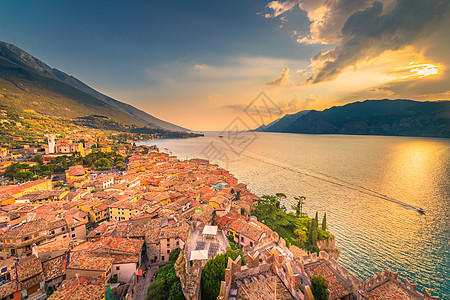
275,193 -> 286,209
293,196 -> 306,216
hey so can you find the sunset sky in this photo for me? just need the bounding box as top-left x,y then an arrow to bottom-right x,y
1,0 -> 449,130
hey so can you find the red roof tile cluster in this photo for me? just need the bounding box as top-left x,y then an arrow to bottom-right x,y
68,252 -> 114,272
43,254 -> 68,281
48,277 -> 107,300
363,280 -> 422,300
90,236 -> 144,255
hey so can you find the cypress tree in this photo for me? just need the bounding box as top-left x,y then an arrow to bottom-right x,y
308,221 -> 313,244
314,212 -> 319,229
322,213 -> 327,231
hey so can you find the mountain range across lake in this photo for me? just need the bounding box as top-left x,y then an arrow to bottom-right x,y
255,99 -> 450,138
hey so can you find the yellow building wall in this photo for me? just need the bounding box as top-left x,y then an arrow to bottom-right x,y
109,208 -> 138,221
73,178 -> 90,188
100,146 -> 111,153
16,179 -> 52,198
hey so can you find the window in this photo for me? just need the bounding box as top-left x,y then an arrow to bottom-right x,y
167,243 -> 170,247
71,228 -> 75,231
161,256 -> 165,261
241,237 -> 244,242
176,241 -> 179,246
116,266 -> 120,271
250,242 -> 253,247
72,234 -> 76,238
167,250 -> 170,254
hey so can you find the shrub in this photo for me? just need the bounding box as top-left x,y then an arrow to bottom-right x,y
310,275 -> 330,300
201,250 -> 246,300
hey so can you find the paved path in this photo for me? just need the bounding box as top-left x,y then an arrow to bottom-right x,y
133,265 -> 158,300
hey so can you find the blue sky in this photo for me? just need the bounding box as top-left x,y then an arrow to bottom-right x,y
1,1 -> 315,85
1,0 -> 449,130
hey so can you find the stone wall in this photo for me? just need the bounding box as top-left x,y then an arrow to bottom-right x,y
302,250 -> 360,293
360,269 -> 439,300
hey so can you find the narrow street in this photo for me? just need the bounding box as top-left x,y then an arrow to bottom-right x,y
133,265 -> 158,300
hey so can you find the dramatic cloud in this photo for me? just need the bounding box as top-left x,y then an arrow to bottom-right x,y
307,0 -> 450,83
297,0 -> 376,44
264,0 -> 450,86
266,66 -> 290,86
265,0 -> 298,18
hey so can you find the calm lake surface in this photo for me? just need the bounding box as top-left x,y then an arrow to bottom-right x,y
140,132 -> 450,298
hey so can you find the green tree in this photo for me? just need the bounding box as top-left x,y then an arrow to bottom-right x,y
275,192 -> 286,200
146,249 -> 185,300
227,234 -> 235,243
314,212 -> 319,229
94,158 -> 111,170
168,281 -> 184,300
201,250 -> 246,300
15,170 -> 34,182
4,163 -> 22,181
169,248 -> 180,263
30,155 -> 43,164
146,279 -> 166,300
292,196 -> 305,216
275,192 -> 286,209
322,213 -> 327,231
115,161 -> 125,171
114,155 -> 124,164
310,275 -> 330,300
294,228 -> 307,246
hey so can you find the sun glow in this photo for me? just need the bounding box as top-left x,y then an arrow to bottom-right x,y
400,63 -> 440,79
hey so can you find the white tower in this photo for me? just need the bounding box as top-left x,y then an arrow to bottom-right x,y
45,134 -> 56,154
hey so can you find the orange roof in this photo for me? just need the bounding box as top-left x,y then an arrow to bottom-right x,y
0,179 -> 51,196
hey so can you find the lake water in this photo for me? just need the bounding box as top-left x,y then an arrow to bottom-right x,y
140,132 -> 450,298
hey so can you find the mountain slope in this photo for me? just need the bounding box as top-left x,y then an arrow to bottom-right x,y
0,42 -> 186,131
256,110 -> 311,132
262,99 -> 450,138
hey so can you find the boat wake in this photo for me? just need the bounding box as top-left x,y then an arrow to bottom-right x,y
239,149 -> 426,214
